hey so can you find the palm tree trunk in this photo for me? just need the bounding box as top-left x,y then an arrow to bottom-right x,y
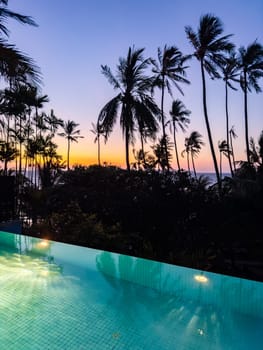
34,155 -> 38,189
173,121 -> 181,171
140,132 -> 146,165
187,151 -> 190,174
4,158 -> 8,175
161,75 -> 169,169
191,152 -> 197,179
201,60 -> 221,187
230,132 -> 236,172
244,72 -> 250,164
225,82 -> 234,176
67,138 -> 70,171
98,134 -> 101,166
6,115 -> 10,143
125,128 -> 130,171
19,114 -> 22,177
15,118 -> 18,174
219,152 -> 222,179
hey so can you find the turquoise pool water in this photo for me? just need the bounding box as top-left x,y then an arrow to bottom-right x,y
0,231 -> 262,350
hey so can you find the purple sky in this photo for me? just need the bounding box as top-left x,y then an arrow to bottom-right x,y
6,0 -> 263,171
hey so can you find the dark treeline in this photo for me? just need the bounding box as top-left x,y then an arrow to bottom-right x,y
23,164 -> 263,282
0,3 -> 263,281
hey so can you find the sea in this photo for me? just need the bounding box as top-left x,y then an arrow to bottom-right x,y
197,172 -> 231,185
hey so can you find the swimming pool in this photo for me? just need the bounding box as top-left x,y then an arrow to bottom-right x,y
0,231 -> 262,349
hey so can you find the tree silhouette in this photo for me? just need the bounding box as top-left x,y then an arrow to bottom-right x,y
169,99 -> 191,171
218,52 -> 240,176
98,47 -> 160,171
90,122 -> 106,166
152,45 -> 190,168
0,1 -> 40,86
218,139 -> 229,179
59,120 -> 83,170
238,41 -> 263,163
183,131 -> 204,178
229,125 -> 237,172
185,14 -> 234,187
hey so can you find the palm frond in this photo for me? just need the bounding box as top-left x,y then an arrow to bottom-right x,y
98,94 -> 121,138
101,65 -> 121,90
0,5 -> 37,37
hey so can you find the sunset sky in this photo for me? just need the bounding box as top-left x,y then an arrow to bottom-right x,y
7,0 -> 263,172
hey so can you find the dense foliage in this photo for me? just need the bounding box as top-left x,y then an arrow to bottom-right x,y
22,164 -> 263,281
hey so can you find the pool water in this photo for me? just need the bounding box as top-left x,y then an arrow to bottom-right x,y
0,231 -> 262,349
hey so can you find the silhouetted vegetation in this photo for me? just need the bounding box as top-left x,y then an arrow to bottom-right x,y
1,6 -> 263,282
21,160 -> 263,282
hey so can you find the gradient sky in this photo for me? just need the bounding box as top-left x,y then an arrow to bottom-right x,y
7,0 -> 263,171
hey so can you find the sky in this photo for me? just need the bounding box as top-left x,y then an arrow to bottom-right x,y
6,0 -> 263,172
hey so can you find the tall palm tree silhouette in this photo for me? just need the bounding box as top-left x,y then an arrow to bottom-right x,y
185,14 -> 234,187
90,122 -> 107,167
44,109 -> 63,137
238,41 -> 263,164
152,45 -> 190,167
229,126 -> 237,172
59,120 -> 83,170
218,52 -> 240,176
98,47 -> 160,171
183,131 -> 204,178
218,140 -> 229,179
169,99 -> 191,171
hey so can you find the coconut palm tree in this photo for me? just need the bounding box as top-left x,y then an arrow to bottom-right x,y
218,140 -> 230,179
183,131 -> 204,178
152,135 -> 173,171
44,109 -> 63,137
0,140 -> 18,175
185,14 -> 234,186
59,120 -> 83,170
229,125 -> 237,172
0,1 -> 40,86
136,112 -> 158,165
98,47 -> 160,171
151,45 -> 190,167
169,99 -> 191,171
90,122 -> 107,166
218,52 -> 240,176
30,89 -> 49,136
237,41 -> 263,163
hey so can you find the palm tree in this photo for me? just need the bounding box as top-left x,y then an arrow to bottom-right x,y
185,14 -> 234,186
90,122 -> 106,166
59,120 -> 83,170
30,89 -> 49,136
98,47 -> 160,171
182,138 -> 191,173
0,0 -> 37,37
152,45 -> 190,166
229,125 -> 237,172
183,131 -> 204,178
238,41 -> 263,163
44,109 -> 63,137
218,140 -> 230,179
0,1 -> 40,86
0,140 -> 18,175
136,112 -> 158,165
152,135 -> 173,171
169,99 -> 191,171
218,52 -> 240,176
